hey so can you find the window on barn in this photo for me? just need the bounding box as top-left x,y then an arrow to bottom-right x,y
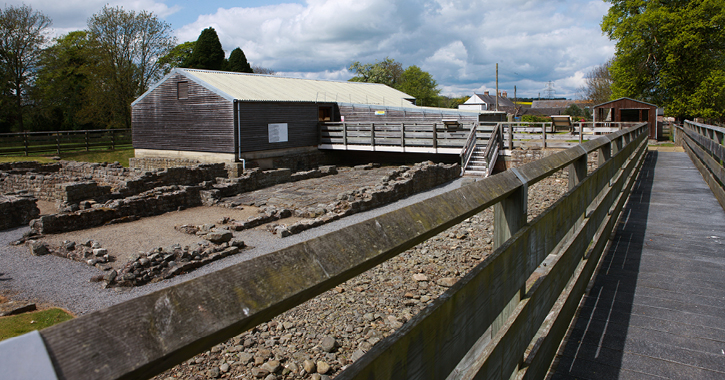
177,81 -> 189,100
318,106 -> 332,122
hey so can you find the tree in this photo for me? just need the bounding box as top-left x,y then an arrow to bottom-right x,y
580,59 -> 613,105
252,65 -> 275,75
33,31 -> 101,130
186,27 -> 225,70
228,48 -> 253,73
88,5 -> 176,129
348,57 -> 403,87
0,4 -> 52,131
396,65 -> 440,107
159,41 -> 195,75
602,0 -> 725,119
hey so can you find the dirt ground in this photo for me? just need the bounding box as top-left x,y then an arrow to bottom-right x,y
39,205 -> 305,270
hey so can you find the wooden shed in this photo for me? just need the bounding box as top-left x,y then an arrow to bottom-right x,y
593,97 -> 659,139
131,68 -> 492,169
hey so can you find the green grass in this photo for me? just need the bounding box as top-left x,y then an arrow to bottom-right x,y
0,148 -> 134,167
650,143 -> 676,147
0,308 -> 74,341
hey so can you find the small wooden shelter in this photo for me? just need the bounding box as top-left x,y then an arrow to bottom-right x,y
593,97 -> 659,139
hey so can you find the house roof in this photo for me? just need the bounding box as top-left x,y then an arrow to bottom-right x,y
593,97 -> 658,109
133,68 -> 418,108
465,93 -> 516,108
530,100 -> 590,109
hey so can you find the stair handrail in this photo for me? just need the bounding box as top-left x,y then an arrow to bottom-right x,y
480,123 -> 502,176
460,123 -> 479,176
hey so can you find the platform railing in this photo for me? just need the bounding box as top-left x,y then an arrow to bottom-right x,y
675,120 -> 725,210
4,124 -> 648,380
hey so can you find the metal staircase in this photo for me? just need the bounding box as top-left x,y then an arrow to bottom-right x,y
460,123 -> 502,177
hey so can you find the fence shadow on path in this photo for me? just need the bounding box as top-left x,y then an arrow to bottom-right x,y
550,151 -> 657,379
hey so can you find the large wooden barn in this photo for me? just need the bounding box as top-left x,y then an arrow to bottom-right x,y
131,68 -> 494,170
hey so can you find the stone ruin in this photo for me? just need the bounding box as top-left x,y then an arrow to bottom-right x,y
2,159 -> 461,287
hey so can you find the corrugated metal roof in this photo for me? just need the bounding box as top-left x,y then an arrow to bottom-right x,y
165,68 -> 418,108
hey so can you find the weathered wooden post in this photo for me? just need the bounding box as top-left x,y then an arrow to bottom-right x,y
342,122 -> 347,148
508,124 -> 513,150
85,130 -> 89,151
598,142 -> 611,166
569,146 -> 588,190
56,133 -> 61,156
23,131 -> 28,156
401,123 -> 405,149
493,167 -> 528,378
433,123 -> 438,151
579,123 -> 584,144
370,123 -> 375,151
542,123 -> 547,149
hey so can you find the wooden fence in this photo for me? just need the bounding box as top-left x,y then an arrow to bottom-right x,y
0,129 -> 132,156
675,120 -> 725,209
318,122 -> 492,154
502,122 -> 643,149
5,124 -> 648,380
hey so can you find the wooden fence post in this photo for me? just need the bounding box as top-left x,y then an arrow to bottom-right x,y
508,124 -> 513,150
401,123 -> 405,149
56,133 -> 61,156
598,142 -> 611,167
371,123 -> 375,151
111,130 -> 115,150
568,147 -> 588,191
579,123 -> 584,144
433,123 -> 438,151
85,131 -> 89,151
542,123 -> 547,149
23,131 -> 28,156
343,122 -> 347,148
493,167 -> 528,377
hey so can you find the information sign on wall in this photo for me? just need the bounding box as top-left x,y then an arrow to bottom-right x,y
268,123 -> 288,143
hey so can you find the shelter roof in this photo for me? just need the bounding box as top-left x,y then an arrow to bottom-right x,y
133,68 -> 418,108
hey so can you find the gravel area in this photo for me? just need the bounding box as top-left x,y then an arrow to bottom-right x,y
149,175 -> 569,380
0,167 -> 569,380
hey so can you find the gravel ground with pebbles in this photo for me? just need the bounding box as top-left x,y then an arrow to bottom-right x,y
152,175 -> 569,380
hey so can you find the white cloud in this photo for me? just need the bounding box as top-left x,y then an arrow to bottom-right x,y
7,0 -> 614,99
2,0 -> 180,35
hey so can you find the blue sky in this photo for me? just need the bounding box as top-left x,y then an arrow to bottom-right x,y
6,0 -> 615,99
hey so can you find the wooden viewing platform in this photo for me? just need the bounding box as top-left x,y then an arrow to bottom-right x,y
552,150 -> 725,379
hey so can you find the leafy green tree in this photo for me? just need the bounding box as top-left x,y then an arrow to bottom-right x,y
348,57 -> 403,87
602,0 -> 725,120
397,65 -> 440,107
33,31 -> 101,130
88,5 -> 176,129
186,27 -> 225,70
227,48 -> 253,73
159,41 -> 195,75
437,95 -> 469,109
0,4 -> 52,131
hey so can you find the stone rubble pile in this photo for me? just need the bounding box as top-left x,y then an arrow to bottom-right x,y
109,239 -> 246,287
26,239 -> 114,267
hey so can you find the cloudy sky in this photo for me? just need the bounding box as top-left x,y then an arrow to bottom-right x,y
6,0 -> 615,99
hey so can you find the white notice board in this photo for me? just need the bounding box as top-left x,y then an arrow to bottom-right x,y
268,123 -> 288,143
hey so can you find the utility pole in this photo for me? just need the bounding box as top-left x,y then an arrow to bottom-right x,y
495,63 -> 499,112
514,85 -> 518,118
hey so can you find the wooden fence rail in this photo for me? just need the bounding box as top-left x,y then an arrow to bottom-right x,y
0,129 -> 132,156
501,122 -> 642,149
3,124 -> 648,380
675,120 -> 725,209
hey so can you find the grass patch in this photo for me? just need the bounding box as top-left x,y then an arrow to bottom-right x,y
0,308 -> 74,341
0,148 -> 134,167
652,143 -> 675,147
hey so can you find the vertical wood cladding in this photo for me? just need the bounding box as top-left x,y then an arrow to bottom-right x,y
132,74 -> 235,153
237,102 -> 335,152
339,105 -> 479,124
594,98 -> 658,139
